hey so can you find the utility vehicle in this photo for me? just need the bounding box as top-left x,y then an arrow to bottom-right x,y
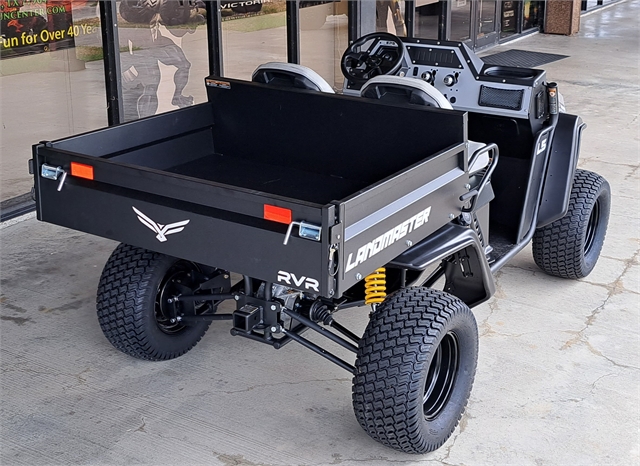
31,32 -> 610,454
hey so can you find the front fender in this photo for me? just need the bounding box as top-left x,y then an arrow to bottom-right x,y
537,113 -> 586,228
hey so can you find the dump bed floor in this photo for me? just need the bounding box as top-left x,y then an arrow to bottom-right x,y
168,153 -> 369,205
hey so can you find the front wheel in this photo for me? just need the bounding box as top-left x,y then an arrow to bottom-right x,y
96,244 -> 212,360
352,287 -> 478,454
533,169 -> 611,279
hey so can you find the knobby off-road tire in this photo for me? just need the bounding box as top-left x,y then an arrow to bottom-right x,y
96,244 -> 211,361
353,287 -> 478,454
533,169 -> 611,279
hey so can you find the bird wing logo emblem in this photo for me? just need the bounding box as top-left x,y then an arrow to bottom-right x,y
132,207 -> 190,242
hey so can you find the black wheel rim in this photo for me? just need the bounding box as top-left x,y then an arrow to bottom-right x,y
155,261 -> 202,334
584,199 -> 600,255
423,332 -> 459,421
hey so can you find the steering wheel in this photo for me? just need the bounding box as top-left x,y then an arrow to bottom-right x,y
341,32 -> 405,84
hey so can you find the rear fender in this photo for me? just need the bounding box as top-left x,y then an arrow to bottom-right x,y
388,223 -> 495,308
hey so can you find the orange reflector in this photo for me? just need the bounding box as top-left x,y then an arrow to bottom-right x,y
70,162 -> 94,180
264,204 -> 292,224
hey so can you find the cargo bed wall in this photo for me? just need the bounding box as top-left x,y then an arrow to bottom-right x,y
205,78 -> 468,189
52,104 -> 216,158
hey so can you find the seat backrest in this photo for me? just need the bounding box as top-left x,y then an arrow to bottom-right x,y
252,62 -> 335,93
360,75 -> 453,109
360,76 -> 493,174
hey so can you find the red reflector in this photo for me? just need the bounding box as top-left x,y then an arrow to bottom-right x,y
264,204 -> 292,224
70,162 -> 94,180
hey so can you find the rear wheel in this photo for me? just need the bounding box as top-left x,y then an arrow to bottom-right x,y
96,244 -> 211,360
353,287 -> 478,453
533,169 -> 611,279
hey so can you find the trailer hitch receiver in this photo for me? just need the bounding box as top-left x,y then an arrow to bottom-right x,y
233,304 -> 261,333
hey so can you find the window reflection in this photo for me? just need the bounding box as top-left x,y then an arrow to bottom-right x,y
0,0 -> 106,201
118,0 -> 208,121
523,0 -> 544,30
500,1 -> 519,39
376,0 -> 406,36
449,0 -> 471,41
478,0 -> 496,36
221,0 -> 287,80
415,0 -> 439,40
300,0 -> 348,89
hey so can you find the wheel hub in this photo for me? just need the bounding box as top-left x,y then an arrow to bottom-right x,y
423,332 -> 459,421
156,262 -> 201,334
585,199 -> 600,255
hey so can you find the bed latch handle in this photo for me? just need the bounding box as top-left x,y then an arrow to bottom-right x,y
41,164 -> 68,192
284,221 -> 322,245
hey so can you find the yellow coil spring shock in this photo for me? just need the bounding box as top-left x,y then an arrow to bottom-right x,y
364,268 -> 387,305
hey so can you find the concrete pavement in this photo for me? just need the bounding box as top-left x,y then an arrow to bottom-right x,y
1,1 -> 639,464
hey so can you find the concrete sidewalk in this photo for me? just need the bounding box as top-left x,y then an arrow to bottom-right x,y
1,1 -> 639,465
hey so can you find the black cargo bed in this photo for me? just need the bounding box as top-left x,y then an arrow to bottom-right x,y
34,77 -> 470,298
168,153 -> 367,205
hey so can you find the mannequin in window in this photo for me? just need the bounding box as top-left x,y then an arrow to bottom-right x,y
376,0 -> 407,36
119,0 -> 205,120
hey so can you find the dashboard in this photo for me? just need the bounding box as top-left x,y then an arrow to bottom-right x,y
343,38 -> 550,123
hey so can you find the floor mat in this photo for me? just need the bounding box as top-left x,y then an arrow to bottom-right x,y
481,49 -> 568,68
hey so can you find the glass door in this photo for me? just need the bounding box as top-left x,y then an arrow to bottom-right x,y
450,0 -> 473,42
475,0 -> 499,48
447,0 -> 499,50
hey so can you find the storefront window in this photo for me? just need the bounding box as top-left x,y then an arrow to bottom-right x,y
582,0 -> 600,10
522,0 -> 544,30
449,0 -> 471,41
376,0 -> 406,36
478,0 -> 496,36
414,0 -> 439,40
221,0 -> 287,80
299,0 -> 348,89
117,0 -> 209,122
500,0 -> 519,39
0,0 -> 106,201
